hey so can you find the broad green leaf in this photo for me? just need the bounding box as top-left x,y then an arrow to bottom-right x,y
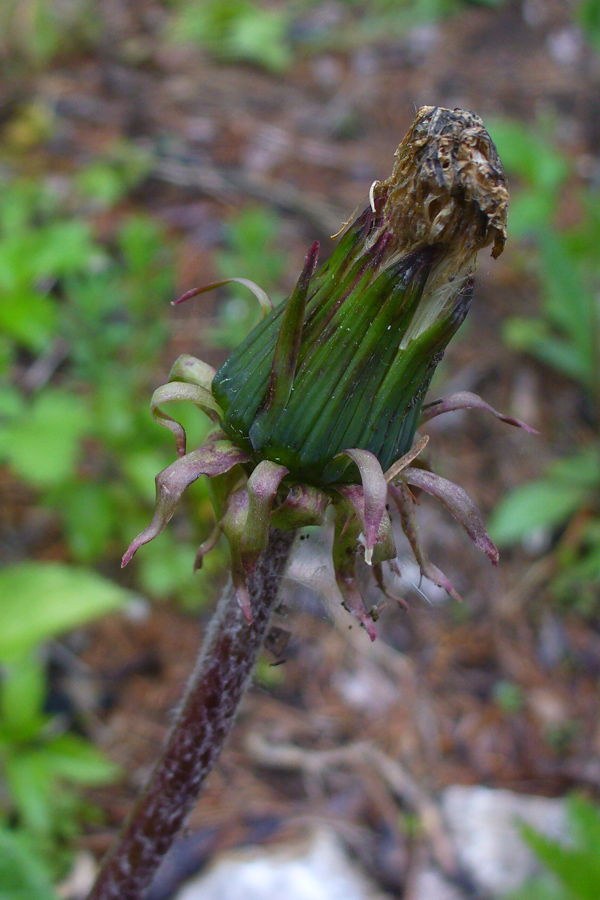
504,318 -> 594,386
0,384 -> 24,417
566,794 -> 600,859
76,163 -> 129,209
0,289 -> 57,351
92,378 -> 137,441
43,733 -> 120,785
503,317 -> 548,351
0,825 -> 58,900
507,875 -> 567,900
486,119 -> 569,192
171,0 -> 291,72
553,541 -> 600,606
3,752 -> 54,835
538,233 -> 596,388
490,479 -> 588,545
138,536 -> 198,599
506,193 -> 557,237
579,0 -> 600,54
219,207 -> 285,289
0,180 -> 42,233
119,214 -> 166,274
539,233 -> 593,340
0,562 -> 132,661
54,481 -> 117,563
0,656 -> 46,741
550,449 -> 600,487
528,337 -> 594,387
0,389 -> 93,487
227,7 -> 291,71
31,221 -> 95,279
122,449 -> 173,503
0,336 -> 13,375
520,821 -> 600,899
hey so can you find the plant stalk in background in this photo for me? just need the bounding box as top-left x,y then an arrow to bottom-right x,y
88,106 -> 533,899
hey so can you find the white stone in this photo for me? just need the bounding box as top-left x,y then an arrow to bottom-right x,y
408,867 -> 467,900
333,662 -> 399,714
441,786 -> 568,895
175,828 -> 389,900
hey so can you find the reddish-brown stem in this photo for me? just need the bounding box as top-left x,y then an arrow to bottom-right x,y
87,529 -> 295,900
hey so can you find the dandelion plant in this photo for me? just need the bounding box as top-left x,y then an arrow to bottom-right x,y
88,106 -> 534,900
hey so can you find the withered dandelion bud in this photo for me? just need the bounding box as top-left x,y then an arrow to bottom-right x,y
124,106 -> 531,638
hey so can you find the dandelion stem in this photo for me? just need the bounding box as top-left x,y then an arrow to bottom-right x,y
87,528 -> 295,900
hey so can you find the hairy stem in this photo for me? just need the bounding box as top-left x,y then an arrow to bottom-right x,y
87,528 -> 295,900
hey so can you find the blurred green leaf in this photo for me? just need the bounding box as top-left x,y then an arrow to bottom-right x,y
490,479 -> 588,545
42,734 -> 120,785
507,875 -> 570,900
538,233 -> 596,388
506,795 -> 600,900
137,533 -> 199,598
3,751 -> 55,835
579,0 -> 600,54
170,0 -> 291,72
226,6 -> 291,71
54,482 -> 118,562
0,563 -> 132,661
0,657 -> 46,741
0,389 -> 92,488
32,221 -> 96,279
504,318 -> 595,386
119,214 -> 166,275
75,146 -> 153,210
212,207 -> 286,348
0,384 -> 25,417
519,822 -> 600,899
566,793 -> 600,858
506,193 -> 558,238
0,289 -> 57,351
552,521 -> 600,610
76,163 -> 128,208
487,118 -> 569,193
549,449 -> 600,485
485,119 -> 569,237
0,0 -> 100,66
122,449 -> 172,504
0,825 -> 58,900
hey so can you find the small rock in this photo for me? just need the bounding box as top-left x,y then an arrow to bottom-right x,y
527,686 -> 568,730
56,852 -> 96,899
407,867 -> 467,900
547,27 -> 585,68
441,786 -> 568,895
175,828 -> 391,900
333,662 -> 399,715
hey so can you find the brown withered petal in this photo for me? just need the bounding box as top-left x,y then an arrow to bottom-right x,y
376,105 -> 508,265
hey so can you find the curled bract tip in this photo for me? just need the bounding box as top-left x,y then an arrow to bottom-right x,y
121,440 -> 250,567
421,391 -> 539,434
172,277 -> 273,317
399,467 -> 499,565
342,449 -> 388,563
